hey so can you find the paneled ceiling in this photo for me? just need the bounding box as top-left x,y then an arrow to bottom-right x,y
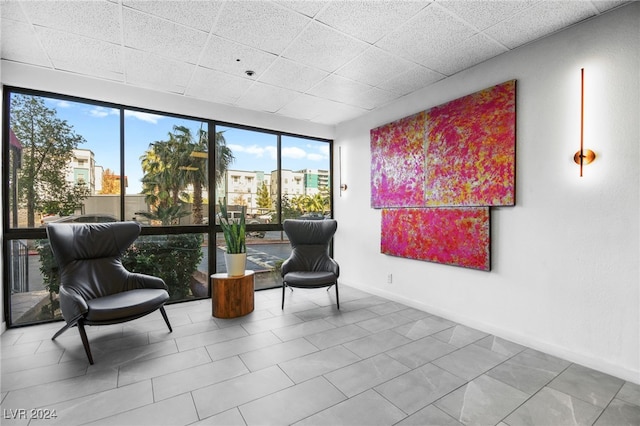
0,0 -> 629,125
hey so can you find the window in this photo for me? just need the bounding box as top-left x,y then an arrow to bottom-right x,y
3,88 -> 333,326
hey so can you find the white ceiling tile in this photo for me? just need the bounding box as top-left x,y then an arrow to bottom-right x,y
377,65 -> 445,96
36,27 -> 123,81
276,94 -> 343,121
123,0 -> 223,32
437,0 -> 536,31
283,21 -> 369,73
311,102 -> 368,125
213,1 -> 310,55
186,66 -> 254,105
274,0 -> 327,18
349,87 -> 399,110
316,0 -> 429,43
1,18 -> 51,67
307,74 -> 372,104
237,82 -> 301,113
199,35 -> 278,79
123,8 -> 208,64
375,4 -> 477,64
591,1 -> 631,13
420,33 -> 508,75
0,1 -> 29,22
336,47 -> 416,87
259,57 -> 329,92
20,0 -> 121,44
124,48 -> 195,94
485,1 -> 598,49
2,0 -> 629,126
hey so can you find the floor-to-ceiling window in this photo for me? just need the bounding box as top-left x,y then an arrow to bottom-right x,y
2,88 -> 333,326
212,124 -> 333,290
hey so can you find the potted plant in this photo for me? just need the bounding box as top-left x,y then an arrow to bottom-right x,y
219,199 -> 247,276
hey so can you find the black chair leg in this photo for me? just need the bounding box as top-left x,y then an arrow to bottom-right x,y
281,282 -> 286,309
159,306 -> 172,333
335,283 -> 340,310
52,320 -> 75,340
77,319 -> 94,365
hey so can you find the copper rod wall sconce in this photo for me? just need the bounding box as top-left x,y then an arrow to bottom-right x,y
339,146 -> 347,195
574,68 -> 596,176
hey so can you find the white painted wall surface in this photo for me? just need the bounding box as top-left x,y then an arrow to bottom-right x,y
334,3 -> 639,383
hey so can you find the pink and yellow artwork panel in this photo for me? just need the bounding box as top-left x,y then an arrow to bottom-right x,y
425,80 -> 516,206
381,207 -> 490,271
370,111 -> 427,208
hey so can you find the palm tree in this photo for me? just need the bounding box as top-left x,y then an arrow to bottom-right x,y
141,125 -> 234,225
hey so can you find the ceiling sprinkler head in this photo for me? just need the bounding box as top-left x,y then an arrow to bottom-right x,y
245,70 -> 255,77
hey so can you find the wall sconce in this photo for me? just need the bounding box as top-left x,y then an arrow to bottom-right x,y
339,146 -> 348,196
574,68 -> 596,176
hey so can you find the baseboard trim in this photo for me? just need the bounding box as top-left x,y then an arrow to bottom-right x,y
342,280 -> 640,385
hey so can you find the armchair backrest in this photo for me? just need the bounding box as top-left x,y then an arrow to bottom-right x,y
282,219 -> 338,273
46,222 -> 141,299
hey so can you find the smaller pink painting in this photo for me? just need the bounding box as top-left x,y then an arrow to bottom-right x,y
381,207 -> 490,271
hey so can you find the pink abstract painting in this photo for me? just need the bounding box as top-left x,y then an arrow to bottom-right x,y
425,80 -> 516,206
381,207 -> 490,271
370,80 -> 515,208
370,111 -> 427,208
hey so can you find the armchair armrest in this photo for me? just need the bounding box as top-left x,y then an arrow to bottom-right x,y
127,273 -> 169,292
58,286 -> 89,324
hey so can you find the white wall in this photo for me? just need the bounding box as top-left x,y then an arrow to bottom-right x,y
334,3 -> 639,384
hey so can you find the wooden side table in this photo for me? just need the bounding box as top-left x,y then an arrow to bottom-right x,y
211,270 -> 255,318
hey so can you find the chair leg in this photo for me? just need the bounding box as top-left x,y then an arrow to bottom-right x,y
281,282 -> 286,310
159,306 -> 173,333
76,319 -> 94,365
335,283 -> 340,310
52,320 -> 76,341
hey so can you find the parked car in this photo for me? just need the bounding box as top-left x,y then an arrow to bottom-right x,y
42,214 -> 118,226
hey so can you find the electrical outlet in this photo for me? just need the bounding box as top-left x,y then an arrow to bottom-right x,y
387,274 -> 393,284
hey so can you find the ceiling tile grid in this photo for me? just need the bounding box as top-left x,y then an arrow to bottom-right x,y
0,0 -> 631,126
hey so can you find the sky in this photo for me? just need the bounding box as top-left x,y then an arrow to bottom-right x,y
37,96 -> 330,194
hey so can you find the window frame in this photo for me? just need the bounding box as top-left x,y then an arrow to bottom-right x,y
2,86 -> 334,327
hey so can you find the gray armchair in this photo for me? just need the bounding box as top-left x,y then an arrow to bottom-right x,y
46,222 -> 172,364
281,219 -> 340,309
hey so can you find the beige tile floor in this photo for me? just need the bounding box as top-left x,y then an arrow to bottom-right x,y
1,285 -> 638,426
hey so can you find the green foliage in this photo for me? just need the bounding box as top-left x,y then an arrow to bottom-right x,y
218,199 -> 246,254
40,181 -> 91,216
256,182 -> 272,209
39,234 -> 204,306
10,94 -> 88,227
122,234 -> 204,300
36,240 -> 61,320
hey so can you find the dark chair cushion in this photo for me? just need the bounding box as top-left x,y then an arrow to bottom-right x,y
284,271 -> 337,288
85,289 -> 169,323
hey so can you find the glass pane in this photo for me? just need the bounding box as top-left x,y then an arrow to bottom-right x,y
125,112 -> 209,226
8,238 -> 61,325
213,125 -> 277,222
281,136 -> 331,219
7,232 -> 209,325
123,233 -> 208,300
8,93 -> 120,228
216,232 -> 291,291
214,126 -> 286,287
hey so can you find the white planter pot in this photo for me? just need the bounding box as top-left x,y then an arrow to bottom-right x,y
224,253 -> 247,277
